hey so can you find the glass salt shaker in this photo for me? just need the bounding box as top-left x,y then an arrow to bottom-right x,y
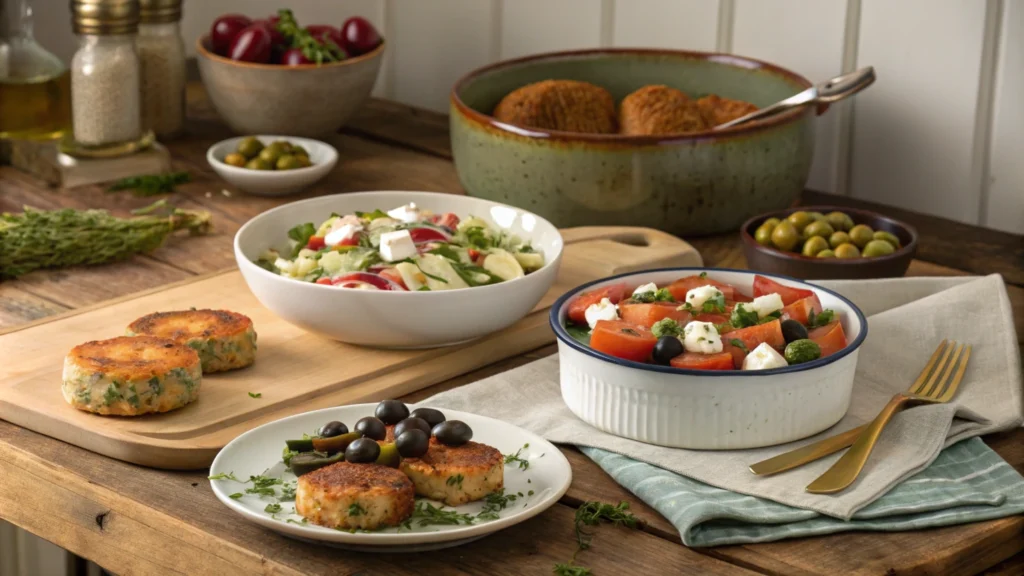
137,0 -> 185,139
62,0 -> 153,158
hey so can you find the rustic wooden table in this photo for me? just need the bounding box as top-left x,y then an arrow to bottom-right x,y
1,84 -> 1022,576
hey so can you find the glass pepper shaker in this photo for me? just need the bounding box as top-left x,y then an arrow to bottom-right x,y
137,0 -> 185,139
62,0 -> 154,158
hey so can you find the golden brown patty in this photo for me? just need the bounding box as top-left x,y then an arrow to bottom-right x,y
400,439 -> 504,506
493,80 -> 617,134
295,462 -> 415,530
619,85 -> 707,135
126,309 -> 256,373
62,336 -> 202,416
696,94 -> 759,127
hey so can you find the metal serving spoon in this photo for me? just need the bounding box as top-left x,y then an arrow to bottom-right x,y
714,66 -> 876,130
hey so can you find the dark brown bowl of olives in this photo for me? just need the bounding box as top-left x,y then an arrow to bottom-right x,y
207,134 -> 338,196
741,206 -> 918,280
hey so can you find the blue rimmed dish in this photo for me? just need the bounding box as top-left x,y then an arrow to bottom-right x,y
549,267 -> 867,449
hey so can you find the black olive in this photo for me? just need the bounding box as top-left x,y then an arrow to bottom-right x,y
432,420 -> 472,447
354,416 -> 387,440
409,407 -> 446,428
318,420 -> 348,438
375,399 -> 410,425
344,437 -> 381,464
781,319 -> 809,344
394,417 -> 431,439
395,429 -> 430,458
652,336 -> 684,365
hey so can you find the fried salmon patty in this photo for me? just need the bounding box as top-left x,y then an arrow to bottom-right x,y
295,462 -> 415,530
62,336 -> 202,416
399,439 -> 503,506
126,309 -> 257,373
619,85 -> 707,135
493,80 -> 617,134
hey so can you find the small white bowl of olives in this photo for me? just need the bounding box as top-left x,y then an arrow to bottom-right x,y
207,135 -> 338,197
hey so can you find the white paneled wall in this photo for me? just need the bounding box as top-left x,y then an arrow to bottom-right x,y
27,0 -> 1024,233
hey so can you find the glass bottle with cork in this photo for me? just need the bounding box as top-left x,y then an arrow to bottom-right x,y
137,0 -> 185,139
62,0 -> 154,158
0,0 -> 72,140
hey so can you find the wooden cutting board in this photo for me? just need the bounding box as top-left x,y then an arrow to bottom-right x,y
0,226 -> 700,470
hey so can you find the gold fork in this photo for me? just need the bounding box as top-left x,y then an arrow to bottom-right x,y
749,339 -> 961,476
804,340 -> 971,494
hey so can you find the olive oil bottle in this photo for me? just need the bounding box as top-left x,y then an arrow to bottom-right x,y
1,0 -> 72,140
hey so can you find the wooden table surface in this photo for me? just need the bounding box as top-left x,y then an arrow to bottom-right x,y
1,83 -> 1023,576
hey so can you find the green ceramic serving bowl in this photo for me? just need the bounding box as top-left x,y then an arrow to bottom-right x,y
450,48 -> 820,236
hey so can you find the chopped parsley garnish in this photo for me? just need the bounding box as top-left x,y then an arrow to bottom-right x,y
477,489 -> 518,520
248,392 -> 262,398
651,318 -> 683,339
446,474 -> 464,488
400,500 -> 476,530
103,383 -> 121,406
279,482 -> 297,501
417,286 -> 431,291
265,503 -> 282,514
348,503 -> 366,517
503,444 -> 530,470
630,288 -> 675,304
555,501 -> 640,576
730,303 -> 760,328
701,291 -> 727,313
729,339 -> 749,353
229,493 -> 243,499
808,308 -> 835,328
699,272 -> 708,279
285,518 -> 307,525
208,472 -> 241,481
246,475 -> 284,497
462,226 -> 493,250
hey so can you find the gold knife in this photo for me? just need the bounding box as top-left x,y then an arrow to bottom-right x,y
748,425 -> 866,476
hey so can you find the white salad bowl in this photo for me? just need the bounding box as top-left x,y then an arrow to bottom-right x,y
207,135 -> 338,197
235,191 -> 563,348
550,268 -> 868,450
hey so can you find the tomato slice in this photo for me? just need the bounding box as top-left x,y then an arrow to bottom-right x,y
667,275 -> 736,302
315,277 -> 333,285
670,352 -> 734,371
752,275 -> 814,306
731,291 -> 754,303
618,302 -> 688,328
567,283 -> 629,324
781,294 -> 823,326
306,236 -> 326,250
809,321 -> 848,357
727,319 -> 785,352
589,320 -> 657,362
408,227 -> 451,244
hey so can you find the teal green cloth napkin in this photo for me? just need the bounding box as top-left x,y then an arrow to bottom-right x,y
583,438 -> 1024,546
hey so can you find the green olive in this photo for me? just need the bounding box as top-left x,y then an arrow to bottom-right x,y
224,152 -> 247,167
787,211 -> 815,232
862,239 -> 896,258
762,217 -> 782,230
276,154 -> 305,170
817,249 -> 836,258
294,154 -> 313,167
834,243 -> 861,259
802,236 -> 830,257
848,224 -> 875,248
245,158 -> 272,170
259,142 -> 291,164
236,136 -> 264,159
873,230 -> 901,249
770,220 -> 800,252
754,225 -> 774,246
271,140 -> 294,154
291,145 -> 309,157
829,231 -> 851,249
826,211 -> 855,232
808,211 -> 827,222
803,220 -> 835,240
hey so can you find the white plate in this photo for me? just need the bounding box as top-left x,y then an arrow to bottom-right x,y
210,403 -> 572,552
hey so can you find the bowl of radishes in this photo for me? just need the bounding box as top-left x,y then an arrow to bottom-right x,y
196,9 -> 384,137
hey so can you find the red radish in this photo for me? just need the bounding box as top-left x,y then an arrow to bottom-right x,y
252,18 -> 286,47
340,16 -> 382,55
378,268 -> 407,289
229,24 -> 272,63
211,14 -> 251,55
331,272 -> 404,291
407,227 -> 450,244
306,236 -> 326,250
281,48 -> 313,66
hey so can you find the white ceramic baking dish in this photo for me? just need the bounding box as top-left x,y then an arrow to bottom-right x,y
550,268 -> 867,450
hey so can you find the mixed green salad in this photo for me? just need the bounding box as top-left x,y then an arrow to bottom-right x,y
254,204 -> 544,291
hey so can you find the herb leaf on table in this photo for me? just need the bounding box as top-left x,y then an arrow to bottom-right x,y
107,171 -> 190,196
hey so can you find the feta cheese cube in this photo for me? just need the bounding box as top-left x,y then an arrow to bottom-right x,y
750,293 -> 785,318
633,282 -> 659,297
387,202 -> 422,223
324,223 -> 363,247
742,342 -> 789,370
584,298 -> 619,329
682,321 -> 723,354
685,285 -> 724,309
379,230 -> 417,262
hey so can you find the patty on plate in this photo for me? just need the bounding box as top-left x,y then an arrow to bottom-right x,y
619,84 -> 707,135
62,335 -> 202,416
295,462 -> 415,530
126,309 -> 257,373
493,80 -> 618,134
400,438 -> 504,506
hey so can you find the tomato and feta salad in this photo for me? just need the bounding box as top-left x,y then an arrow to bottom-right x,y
563,274 -> 849,371
254,203 -> 544,291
